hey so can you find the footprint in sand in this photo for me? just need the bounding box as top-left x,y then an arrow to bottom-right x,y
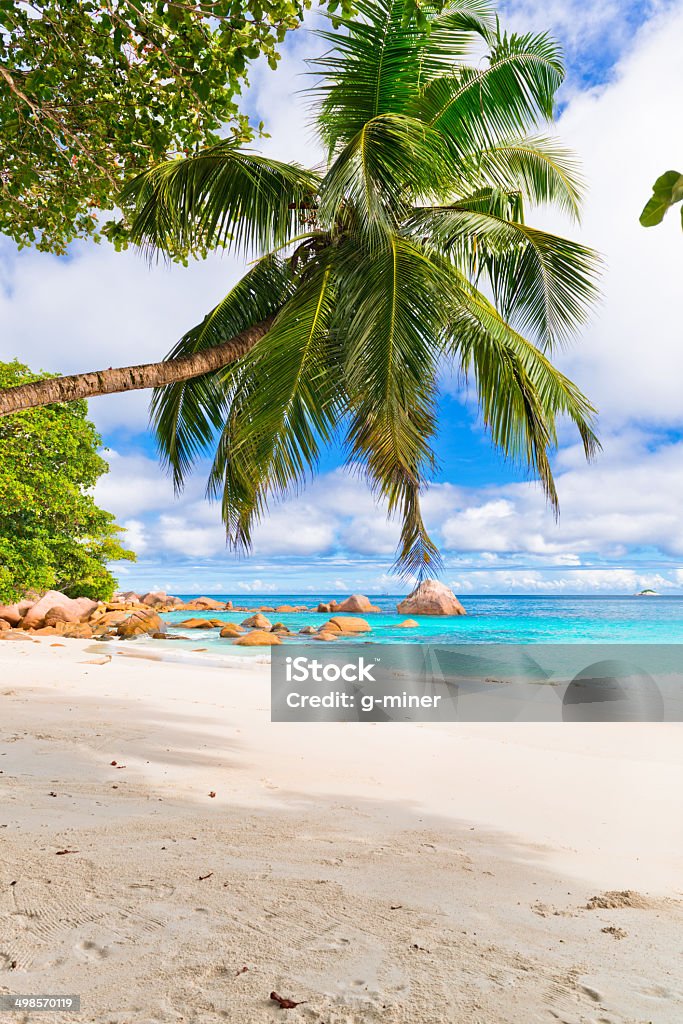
74,938 -> 109,961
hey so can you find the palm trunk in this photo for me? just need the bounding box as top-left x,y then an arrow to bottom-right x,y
0,316 -> 274,417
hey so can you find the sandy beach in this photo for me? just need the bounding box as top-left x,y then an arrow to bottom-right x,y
1,637 -> 682,1023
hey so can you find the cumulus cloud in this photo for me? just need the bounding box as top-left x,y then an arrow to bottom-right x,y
448,568 -> 674,595
540,2 -> 683,428
439,433 -> 683,559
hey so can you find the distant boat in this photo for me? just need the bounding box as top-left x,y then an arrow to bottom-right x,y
636,589 -> 659,596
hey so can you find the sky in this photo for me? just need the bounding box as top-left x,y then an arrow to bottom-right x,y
2,0 -> 683,596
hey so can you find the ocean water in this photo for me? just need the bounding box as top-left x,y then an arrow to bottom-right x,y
150,595 -> 683,656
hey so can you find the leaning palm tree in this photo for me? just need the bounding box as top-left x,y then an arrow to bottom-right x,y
0,0 -> 600,578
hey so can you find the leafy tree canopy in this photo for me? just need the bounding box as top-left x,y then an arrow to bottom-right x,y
0,360 -> 134,603
0,0 -> 361,255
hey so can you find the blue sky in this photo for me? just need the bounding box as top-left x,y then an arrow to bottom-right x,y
2,0 -> 683,596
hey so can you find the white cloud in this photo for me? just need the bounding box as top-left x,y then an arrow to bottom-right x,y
537,2 -> 683,428
439,432 -> 683,559
501,0 -> 658,65
94,451 -> 178,517
120,518 -> 148,554
236,579 -> 278,593
252,504 -> 337,555
449,568 -> 674,594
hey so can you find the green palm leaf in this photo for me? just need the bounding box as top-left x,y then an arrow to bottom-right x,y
207,258 -> 341,552
415,0 -> 495,86
319,113 -> 453,231
416,31 -> 564,157
338,234 -> 448,577
445,288 -> 599,509
150,256 -> 295,490
122,143 -> 321,259
413,205 -> 600,348
475,136 -> 584,221
444,292 -> 598,507
312,0 -> 427,157
107,0 -> 601,583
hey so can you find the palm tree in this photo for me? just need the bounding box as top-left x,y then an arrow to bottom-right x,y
0,0 -> 600,577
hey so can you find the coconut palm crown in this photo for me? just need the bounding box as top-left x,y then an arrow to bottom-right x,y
121,0 -> 600,579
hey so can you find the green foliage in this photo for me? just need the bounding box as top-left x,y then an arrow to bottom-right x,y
0,361 -> 135,603
640,170 -> 683,229
0,0 -> 362,255
125,0 -> 600,579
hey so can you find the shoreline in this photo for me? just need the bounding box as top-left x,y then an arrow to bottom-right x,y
1,638 -> 682,1021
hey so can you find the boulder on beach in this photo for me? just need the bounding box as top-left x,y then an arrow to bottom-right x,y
0,618 -> 9,632
94,610 -> 129,628
314,630 -> 338,641
299,626 -> 317,635
140,592 -> 184,610
182,596 -> 225,611
321,616 -> 371,634
44,606 -> 79,627
317,602 -> 332,613
396,580 -> 466,617
219,622 -> 245,638
178,618 -> 214,629
397,619 -> 419,628
113,590 -> 141,603
276,605 -> 297,613
1,630 -> 33,641
241,613 -> 272,629
61,623 -> 94,639
335,594 -> 380,613
117,610 -> 164,638
0,599 -> 33,627
21,591 -> 99,630
235,629 -> 282,646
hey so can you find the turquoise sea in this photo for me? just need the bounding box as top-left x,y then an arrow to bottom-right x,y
152,595 -> 683,655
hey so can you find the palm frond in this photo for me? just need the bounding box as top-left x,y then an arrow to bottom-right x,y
121,143 -> 321,259
319,113 -> 452,232
411,205 -> 600,348
445,287 -> 600,509
415,0 -> 495,86
416,31 -> 564,157
311,0 -> 427,156
475,135 -> 584,221
207,258 -> 341,552
150,256 -> 295,490
338,234 -> 447,578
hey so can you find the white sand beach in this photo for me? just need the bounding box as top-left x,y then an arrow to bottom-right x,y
1,637 -> 682,1023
